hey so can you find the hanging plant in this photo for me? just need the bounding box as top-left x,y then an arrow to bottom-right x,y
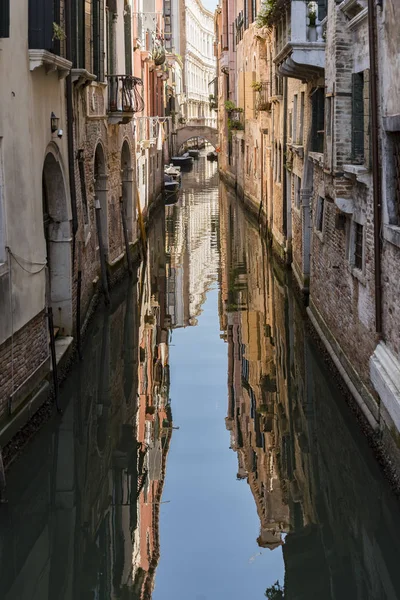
53,22 -> 66,41
225,100 -> 243,112
256,0 -> 278,29
251,81 -> 262,92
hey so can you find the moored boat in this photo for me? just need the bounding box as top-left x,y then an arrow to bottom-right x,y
171,153 -> 193,167
188,149 -> 200,159
207,151 -> 218,161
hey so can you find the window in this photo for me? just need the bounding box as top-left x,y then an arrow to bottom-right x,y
29,0 -> 61,53
299,92 -> 305,145
294,175 -> 301,209
77,150 -> 89,224
288,112 -> 293,141
354,222 -> 364,270
71,0 -> 85,67
246,145 -> 250,175
326,96 -> 332,137
316,196 -> 324,232
311,87 -> 325,153
93,0 -> 105,81
124,4 -> 132,76
390,132 -> 400,225
293,95 -> 298,142
0,0 -> 10,37
352,72 -> 364,163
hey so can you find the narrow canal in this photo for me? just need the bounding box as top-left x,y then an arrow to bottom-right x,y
1,150 -> 400,599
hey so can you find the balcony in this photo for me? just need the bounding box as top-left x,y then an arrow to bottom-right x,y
255,81 -> 272,114
273,1 -> 325,81
28,0 -> 72,77
106,75 -> 144,125
135,117 -> 159,150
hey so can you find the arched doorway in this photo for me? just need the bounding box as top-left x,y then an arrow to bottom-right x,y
94,143 -> 109,254
42,151 -> 73,334
121,140 -> 135,240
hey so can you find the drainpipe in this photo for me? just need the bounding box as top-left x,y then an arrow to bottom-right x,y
367,0 -> 382,334
65,0 -> 79,253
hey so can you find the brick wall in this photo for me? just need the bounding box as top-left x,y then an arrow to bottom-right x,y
0,311 -> 48,417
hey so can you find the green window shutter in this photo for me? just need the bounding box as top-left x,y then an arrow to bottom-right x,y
0,0 -> 10,37
311,88 -> 324,153
352,72 -> 364,163
318,0 -> 327,21
124,5 -> 132,76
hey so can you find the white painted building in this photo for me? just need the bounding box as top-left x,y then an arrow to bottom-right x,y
183,0 -> 216,126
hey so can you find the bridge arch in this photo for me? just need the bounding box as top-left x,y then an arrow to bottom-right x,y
176,124 -> 218,151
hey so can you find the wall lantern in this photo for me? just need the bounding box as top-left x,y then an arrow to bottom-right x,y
50,112 -> 59,133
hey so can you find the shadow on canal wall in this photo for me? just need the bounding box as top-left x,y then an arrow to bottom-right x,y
219,185 -> 400,599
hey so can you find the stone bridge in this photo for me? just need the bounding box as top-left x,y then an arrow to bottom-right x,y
175,118 -> 218,150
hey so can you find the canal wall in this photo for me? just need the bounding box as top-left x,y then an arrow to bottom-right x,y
220,168 -> 400,485
0,190 -> 166,465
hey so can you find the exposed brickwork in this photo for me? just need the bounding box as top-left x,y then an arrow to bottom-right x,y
0,312 -> 48,417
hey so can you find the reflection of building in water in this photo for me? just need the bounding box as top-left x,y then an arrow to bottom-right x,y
219,185 -> 400,599
166,161 -> 219,328
133,213 -> 172,599
0,215 -> 172,600
220,185 -> 290,552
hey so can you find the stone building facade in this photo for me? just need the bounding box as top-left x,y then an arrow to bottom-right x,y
0,0 -> 170,450
216,0 -> 400,465
181,0 -> 216,127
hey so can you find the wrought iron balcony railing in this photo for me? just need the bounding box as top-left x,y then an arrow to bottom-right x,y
255,81 -> 272,113
106,75 -> 145,124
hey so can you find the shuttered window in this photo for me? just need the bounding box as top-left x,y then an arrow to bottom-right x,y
0,0 -> 10,37
92,0 -> 104,81
311,88 -> 325,153
317,0 -> 327,21
352,72 -> 364,163
28,0 -> 56,52
392,133 -> 400,225
124,4 -> 132,76
72,0 -> 85,68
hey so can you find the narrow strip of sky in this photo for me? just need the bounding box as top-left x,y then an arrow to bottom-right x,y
202,0 -> 217,11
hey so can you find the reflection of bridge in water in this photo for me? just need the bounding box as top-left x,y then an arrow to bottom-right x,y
176,117 -> 218,150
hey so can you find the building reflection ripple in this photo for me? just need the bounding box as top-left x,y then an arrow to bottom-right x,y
219,184 -> 400,600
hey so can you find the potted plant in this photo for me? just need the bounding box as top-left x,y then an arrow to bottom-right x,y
251,81 -> 263,92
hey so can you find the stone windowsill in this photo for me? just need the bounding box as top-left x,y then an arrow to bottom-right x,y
339,0 -> 367,20
291,144 -> 304,158
29,49 -> 72,79
343,163 -> 370,185
107,110 -> 134,125
347,7 -> 368,30
314,228 -> 324,242
349,264 -> 366,285
309,152 -> 324,167
335,196 -> 354,214
343,164 -> 368,176
71,68 -> 97,87
383,224 -> 400,250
